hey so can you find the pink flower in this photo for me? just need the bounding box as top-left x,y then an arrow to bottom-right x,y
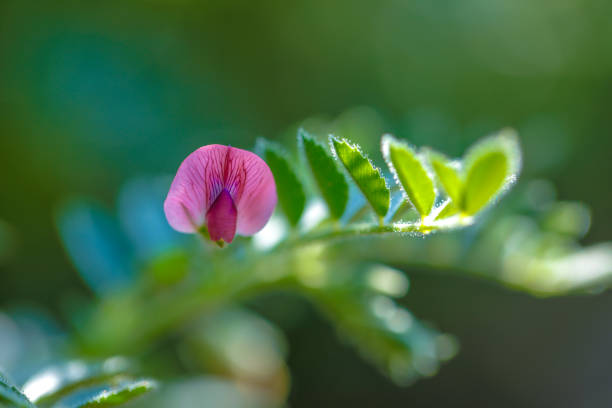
164,145 -> 277,244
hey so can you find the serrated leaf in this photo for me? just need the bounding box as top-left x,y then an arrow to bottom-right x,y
427,150 -> 463,205
75,380 -> 155,408
298,129 -> 348,219
330,137 -> 390,218
382,135 -> 435,217
22,357 -> 131,406
0,374 -> 35,408
256,138 -> 306,226
463,129 -> 521,215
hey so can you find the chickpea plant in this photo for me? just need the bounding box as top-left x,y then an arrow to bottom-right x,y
3,126 -> 611,408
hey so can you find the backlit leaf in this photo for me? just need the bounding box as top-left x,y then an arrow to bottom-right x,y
75,379 -> 155,408
55,200 -> 134,294
330,136 -> 390,218
434,200 -> 460,220
0,374 -> 34,408
256,138 -> 306,226
463,129 -> 521,215
426,149 -> 463,205
22,357 -> 131,406
298,129 -> 348,219
382,135 -> 435,217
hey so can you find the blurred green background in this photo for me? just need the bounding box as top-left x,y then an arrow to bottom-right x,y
1,0 -> 611,406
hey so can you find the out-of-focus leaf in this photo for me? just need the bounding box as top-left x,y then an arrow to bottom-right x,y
382,135 -> 435,217
330,136 -> 389,218
72,379 -> 155,408
117,177 -> 183,260
426,150 -> 463,205
298,129 -> 348,219
364,265 -> 410,298
462,129 -> 521,215
501,240 -> 612,296
311,289 -> 457,385
542,202 -> 591,238
22,357 -> 131,406
182,308 -> 289,402
132,377 -> 270,408
256,139 -> 306,226
0,308 -> 67,383
0,374 -> 35,408
55,200 -> 134,295
295,261 -> 457,385
146,248 -> 189,286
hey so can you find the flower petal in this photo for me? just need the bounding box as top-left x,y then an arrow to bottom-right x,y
164,144 -> 277,237
164,145 -> 228,233
230,150 -> 277,236
206,189 -> 238,243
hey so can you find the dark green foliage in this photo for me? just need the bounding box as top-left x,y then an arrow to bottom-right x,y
257,138 -> 306,226
299,129 -> 349,219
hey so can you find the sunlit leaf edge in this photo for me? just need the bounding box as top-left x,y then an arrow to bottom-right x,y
381,134 -> 436,218
0,375 -> 34,408
462,128 -> 522,215
422,148 -> 464,206
298,129 -> 349,219
77,379 -> 156,408
329,135 -> 390,218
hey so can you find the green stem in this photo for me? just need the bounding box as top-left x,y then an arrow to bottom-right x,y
278,222 -> 423,249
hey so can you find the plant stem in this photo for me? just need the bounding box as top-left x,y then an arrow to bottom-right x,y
277,222 -> 424,249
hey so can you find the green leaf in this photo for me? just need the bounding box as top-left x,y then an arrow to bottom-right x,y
330,136 -> 390,218
256,138 -> 306,226
75,380 -> 156,408
434,200 -> 460,220
426,149 -> 463,205
0,374 -> 35,408
21,357 -> 131,406
542,201 -> 591,238
298,129 -> 348,219
185,308 -> 287,384
462,129 -> 521,215
382,135 -> 435,218
298,266 -> 458,385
